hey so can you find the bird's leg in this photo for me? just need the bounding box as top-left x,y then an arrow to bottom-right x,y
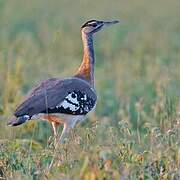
54,123 -> 70,148
51,122 -> 57,136
48,120 -> 77,172
43,115 -> 63,146
54,119 -> 77,148
60,119 -> 78,144
51,122 -> 59,144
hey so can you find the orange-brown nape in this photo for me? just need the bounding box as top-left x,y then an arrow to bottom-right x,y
76,53 -> 92,82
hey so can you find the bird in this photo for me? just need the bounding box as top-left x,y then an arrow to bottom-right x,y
8,20 -> 119,145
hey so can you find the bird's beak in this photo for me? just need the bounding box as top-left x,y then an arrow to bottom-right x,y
103,20 -> 119,27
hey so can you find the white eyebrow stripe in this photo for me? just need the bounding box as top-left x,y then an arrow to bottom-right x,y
88,22 -> 97,25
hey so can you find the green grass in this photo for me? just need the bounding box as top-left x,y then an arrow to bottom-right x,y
0,0 -> 180,179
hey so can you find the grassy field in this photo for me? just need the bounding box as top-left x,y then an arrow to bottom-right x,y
0,0 -> 180,179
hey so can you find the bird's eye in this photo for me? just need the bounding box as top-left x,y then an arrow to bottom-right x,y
88,23 -> 97,27
91,23 -> 97,27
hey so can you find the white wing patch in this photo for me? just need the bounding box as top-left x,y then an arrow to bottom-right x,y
58,100 -> 79,111
56,92 -> 81,111
52,91 -> 95,115
65,93 -> 79,104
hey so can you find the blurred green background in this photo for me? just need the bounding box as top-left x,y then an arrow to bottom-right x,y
0,0 -> 179,179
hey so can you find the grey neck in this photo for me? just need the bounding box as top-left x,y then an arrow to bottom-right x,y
75,32 -> 95,86
82,32 -> 95,63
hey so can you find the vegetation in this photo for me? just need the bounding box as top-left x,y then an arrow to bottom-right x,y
0,0 -> 179,179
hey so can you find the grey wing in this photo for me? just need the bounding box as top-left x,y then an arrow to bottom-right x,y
14,78 -> 67,117
14,77 -> 97,117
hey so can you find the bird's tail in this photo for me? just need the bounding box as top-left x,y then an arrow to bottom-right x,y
7,115 -> 30,126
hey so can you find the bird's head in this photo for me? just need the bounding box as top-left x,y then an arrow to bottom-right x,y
81,20 -> 119,34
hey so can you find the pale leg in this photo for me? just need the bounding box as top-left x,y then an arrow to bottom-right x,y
60,123 -> 70,143
55,120 -> 77,148
51,122 -> 57,137
48,119 -> 78,172
51,122 -> 59,145
59,119 -> 78,144
48,123 -> 69,171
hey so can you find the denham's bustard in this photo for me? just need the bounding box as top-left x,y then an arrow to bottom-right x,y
8,20 -> 119,144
